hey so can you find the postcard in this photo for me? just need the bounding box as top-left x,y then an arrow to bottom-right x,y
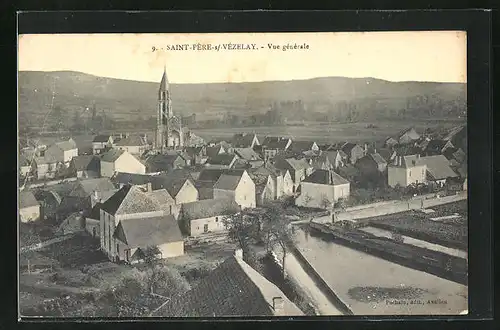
18,31 -> 468,318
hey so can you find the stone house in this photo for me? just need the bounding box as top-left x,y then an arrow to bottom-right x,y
261,137 -> 292,161
113,134 -> 150,156
423,139 -> 455,156
180,199 -> 241,236
68,155 -> 101,178
323,150 -> 346,169
44,138 -> 79,165
418,155 -> 458,187
113,214 -> 184,264
387,155 -> 427,188
150,171 -> 199,206
99,185 -> 181,262
92,135 -> 114,155
274,157 -> 313,193
397,127 -> 421,145
152,249 -> 304,317
341,143 -> 365,165
100,149 -> 146,178
295,169 -> 350,209
19,190 -> 40,222
213,169 -> 256,209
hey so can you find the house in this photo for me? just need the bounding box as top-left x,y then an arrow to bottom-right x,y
355,153 -> 388,177
57,178 -> 117,220
248,169 -> 276,206
145,153 -> 186,173
387,155 -> 427,187
274,157 -> 313,193
213,170 -> 256,209
19,154 -> 33,179
322,150 -> 346,170
92,135 -> 114,155
68,155 -> 101,178
19,190 -> 41,222
100,149 -> 146,177
295,169 -> 350,209
152,249 -> 304,317
418,155 -> 458,186
445,177 -> 467,195
113,214 -> 184,263
233,148 -> 264,168
181,199 -> 241,236
443,147 -> 466,165
288,141 -> 319,154
341,143 -> 365,165
113,134 -> 150,156
261,137 -> 292,161
99,185 -> 179,262
112,172 -> 154,190
205,154 -> 238,169
44,138 -> 79,165
423,139 -> 455,156
33,189 -> 64,221
205,144 -> 226,159
33,156 -> 59,180
376,147 -> 397,163
150,170 -> 199,205
396,127 -> 421,145
232,133 -> 260,148
184,146 -> 207,165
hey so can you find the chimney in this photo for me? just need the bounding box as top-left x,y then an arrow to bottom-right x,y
364,143 -> 368,155
272,297 -> 284,314
234,249 -> 243,259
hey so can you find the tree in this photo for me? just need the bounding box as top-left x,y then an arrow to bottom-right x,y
259,202 -> 295,281
319,195 -> 332,210
139,246 -> 162,294
222,209 -> 260,255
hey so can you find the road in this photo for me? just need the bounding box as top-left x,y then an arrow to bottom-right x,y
272,248 -> 344,316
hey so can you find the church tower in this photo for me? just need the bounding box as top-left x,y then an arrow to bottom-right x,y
155,66 -> 183,151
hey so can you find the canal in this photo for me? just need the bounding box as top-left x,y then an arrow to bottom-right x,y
291,226 -> 468,315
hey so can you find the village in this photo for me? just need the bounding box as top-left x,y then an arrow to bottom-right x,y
18,69 -> 468,317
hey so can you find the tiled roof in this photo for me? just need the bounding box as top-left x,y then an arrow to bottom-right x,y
368,153 -> 387,166
71,155 -> 100,172
184,146 -> 204,157
152,254 -> 303,317
114,135 -> 148,147
100,148 -> 125,162
92,135 -> 111,143
197,169 -> 245,183
213,174 -> 242,191
303,169 -> 349,185
443,125 -> 466,141
113,172 -> 154,186
285,158 -> 311,171
206,154 -> 236,166
341,143 -> 361,154
100,185 -> 164,216
181,199 -> 240,221
70,178 -> 116,197
233,133 -> 258,148
113,214 -> 183,248
289,141 -> 316,153
145,154 -> 184,172
233,148 -> 261,161
419,155 -> 458,180
150,171 -> 194,198
146,189 -> 176,209
19,190 -> 39,208
206,145 -> 224,159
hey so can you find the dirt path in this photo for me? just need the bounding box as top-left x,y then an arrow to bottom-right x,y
20,234 -> 75,254
273,249 -> 343,316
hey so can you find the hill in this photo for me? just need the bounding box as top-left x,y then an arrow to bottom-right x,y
18,70 -> 466,129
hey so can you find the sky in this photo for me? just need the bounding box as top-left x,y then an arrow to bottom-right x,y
18,31 -> 467,84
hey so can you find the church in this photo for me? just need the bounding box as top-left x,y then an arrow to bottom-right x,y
155,67 -> 184,150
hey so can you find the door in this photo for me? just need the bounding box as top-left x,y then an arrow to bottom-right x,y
125,249 -> 130,262
92,227 -> 97,238
204,224 -> 209,233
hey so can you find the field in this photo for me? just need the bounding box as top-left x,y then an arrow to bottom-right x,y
363,200 -> 468,250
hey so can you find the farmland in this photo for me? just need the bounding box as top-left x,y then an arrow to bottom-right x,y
363,200 -> 468,251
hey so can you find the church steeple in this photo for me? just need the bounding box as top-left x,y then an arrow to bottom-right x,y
159,65 -> 169,96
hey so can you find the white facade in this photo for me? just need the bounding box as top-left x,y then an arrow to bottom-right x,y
174,180 -> 199,205
388,164 -> 427,187
19,205 -> 41,222
100,151 -> 146,178
213,171 -> 256,209
296,182 -> 350,209
188,215 -> 227,236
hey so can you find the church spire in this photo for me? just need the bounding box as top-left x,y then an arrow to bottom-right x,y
159,65 -> 168,93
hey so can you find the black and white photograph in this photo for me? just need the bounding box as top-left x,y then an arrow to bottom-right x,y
18,31 -> 468,318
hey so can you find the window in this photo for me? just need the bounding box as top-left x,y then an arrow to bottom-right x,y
116,244 -> 120,255
215,217 -> 219,222
409,170 -> 412,177
204,224 -> 209,233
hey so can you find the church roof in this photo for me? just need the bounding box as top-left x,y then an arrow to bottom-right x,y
159,67 -> 169,92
